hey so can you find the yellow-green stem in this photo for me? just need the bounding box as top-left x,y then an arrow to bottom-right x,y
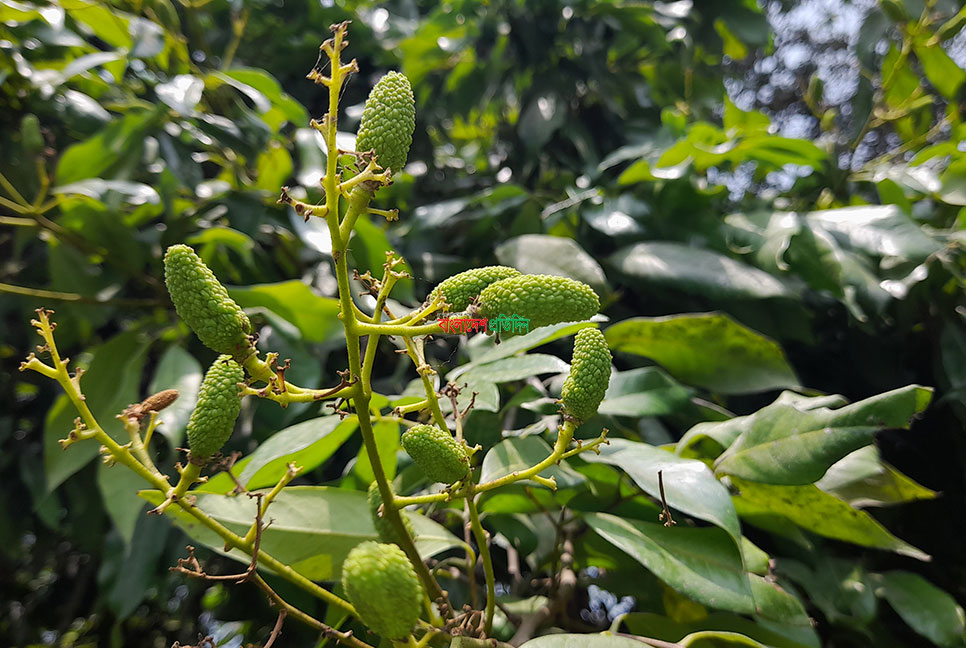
467,496 -> 495,636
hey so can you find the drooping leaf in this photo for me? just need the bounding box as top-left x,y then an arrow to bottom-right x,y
877,571 -> 966,647
731,477 -> 929,560
147,345 -> 202,449
815,446 -> 937,507
585,512 -> 754,614
582,439 -> 741,548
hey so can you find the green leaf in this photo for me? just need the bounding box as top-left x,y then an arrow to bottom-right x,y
56,111 -> 156,184
147,346 -> 202,449
714,385 -> 932,485
878,571 -> 966,647
467,320 -> 596,365
217,67 -> 308,130
103,512 -> 169,619
609,242 -> 795,302
138,487 -> 464,581
815,446 -> 937,507
254,140 -> 293,192
677,393 -> 847,460
516,635 -> 647,648
806,205 -> 942,261
228,281 -> 342,344
731,477 -> 929,560
599,367 -> 694,417
582,439 -> 742,549
679,631 -> 768,647
480,436 -> 585,490
912,38 -> 966,100
779,558 -> 876,628
452,353 -> 570,383
621,612 -> 817,648
605,314 -> 799,394
45,331 -> 149,491
353,421 -> 399,483
236,416 -> 358,490
585,512 -> 754,614
97,461 -> 151,545
495,234 -> 608,294
349,218 -> 414,302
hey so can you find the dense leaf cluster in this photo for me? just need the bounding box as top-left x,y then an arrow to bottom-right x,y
2,1 -> 966,647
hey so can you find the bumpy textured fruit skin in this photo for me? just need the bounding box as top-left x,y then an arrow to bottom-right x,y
401,424 -> 470,484
477,274 -> 600,332
429,266 -> 521,312
355,71 -> 415,174
164,245 -> 252,359
367,481 -> 414,546
186,356 -> 245,461
342,541 -> 423,639
561,328 -> 612,422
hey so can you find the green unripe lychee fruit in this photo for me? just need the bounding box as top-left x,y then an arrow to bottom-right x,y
342,541 -> 423,639
560,328 -> 612,423
355,71 -> 416,175
477,274 -> 600,333
401,424 -> 470,484
429,266 -> 522,312
186,355 -> 244,461
164,244 -> 253,360
367,481 -> 415,546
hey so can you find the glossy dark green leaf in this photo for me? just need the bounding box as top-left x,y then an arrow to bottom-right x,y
582,439 -> 741,548
609,242 -> 795,301
599,367 -> 694,417
620,612 -> 817,648
495,234 -> 608,294
453,353 -> 570,384
605,314 -> 799,394
585,512 -> 754,613
878,571 -> 966,646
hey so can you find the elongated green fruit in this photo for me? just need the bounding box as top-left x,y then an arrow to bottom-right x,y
164,244 -> 253,359
367,481 -> 414,546
186,355 -> 244,461
355,71 -> 416,174
477,274 -> 600,333
429,265 -> 521,312
401,424 -> 470,484
561,328 -> 612,422
342,541 -> 423,639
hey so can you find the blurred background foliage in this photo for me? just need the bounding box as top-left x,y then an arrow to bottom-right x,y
2,0 -> 966,646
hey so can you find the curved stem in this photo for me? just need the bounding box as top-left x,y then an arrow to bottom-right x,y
22,311 -> 356,617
